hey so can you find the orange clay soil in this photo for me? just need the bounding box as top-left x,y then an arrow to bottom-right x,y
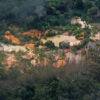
44,30 -> 49,35
23,29 -> 57,39
64,49 -> 72,53
4,29 -> 57,45
23,29 -> 42,39
5,34 -> 20,44
25,43 -> 34,50
5,30 -> 21,44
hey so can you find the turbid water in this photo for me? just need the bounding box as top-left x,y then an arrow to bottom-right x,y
41,35 -> 81,47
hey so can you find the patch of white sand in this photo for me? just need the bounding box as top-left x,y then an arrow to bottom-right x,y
41,35 -> 81,47
0,43 -> 27,52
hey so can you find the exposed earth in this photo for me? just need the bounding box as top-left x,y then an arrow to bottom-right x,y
0,17 -> 100,69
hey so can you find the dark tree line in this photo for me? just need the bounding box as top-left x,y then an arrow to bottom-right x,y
0,0 -> 100,31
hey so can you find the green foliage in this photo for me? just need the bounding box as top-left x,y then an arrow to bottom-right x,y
39,51 -> 45,60
19,35 -> 33,42
83,27 -> 91,38
46,30 -> 56,37
59,41 -> 70,49
58,75 -> 100,100
0,51 -> 5,66
0,73 -> 100,100
8,27 -> 18,37
0,20 -> 8,33
0,68 -> 7,80
0,0 -> 99,30
33,36 -> 39,41
72,38 -> 89,50
35,41 -> 44,47
87,7 -> 99,19
88,47 -> 100,82
45,40 -> 56,49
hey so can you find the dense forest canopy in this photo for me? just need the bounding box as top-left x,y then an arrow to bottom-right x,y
0,0 -> 100,30
0,0 -> 100,100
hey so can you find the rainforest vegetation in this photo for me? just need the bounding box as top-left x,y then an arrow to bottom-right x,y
0,0 -> 100,100
0,0 -> 100,31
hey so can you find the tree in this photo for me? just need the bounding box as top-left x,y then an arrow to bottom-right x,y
58,75 -> 100,100
45,40 -> 56,49
87,7 -> 99,19
46,30 -> 56,37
